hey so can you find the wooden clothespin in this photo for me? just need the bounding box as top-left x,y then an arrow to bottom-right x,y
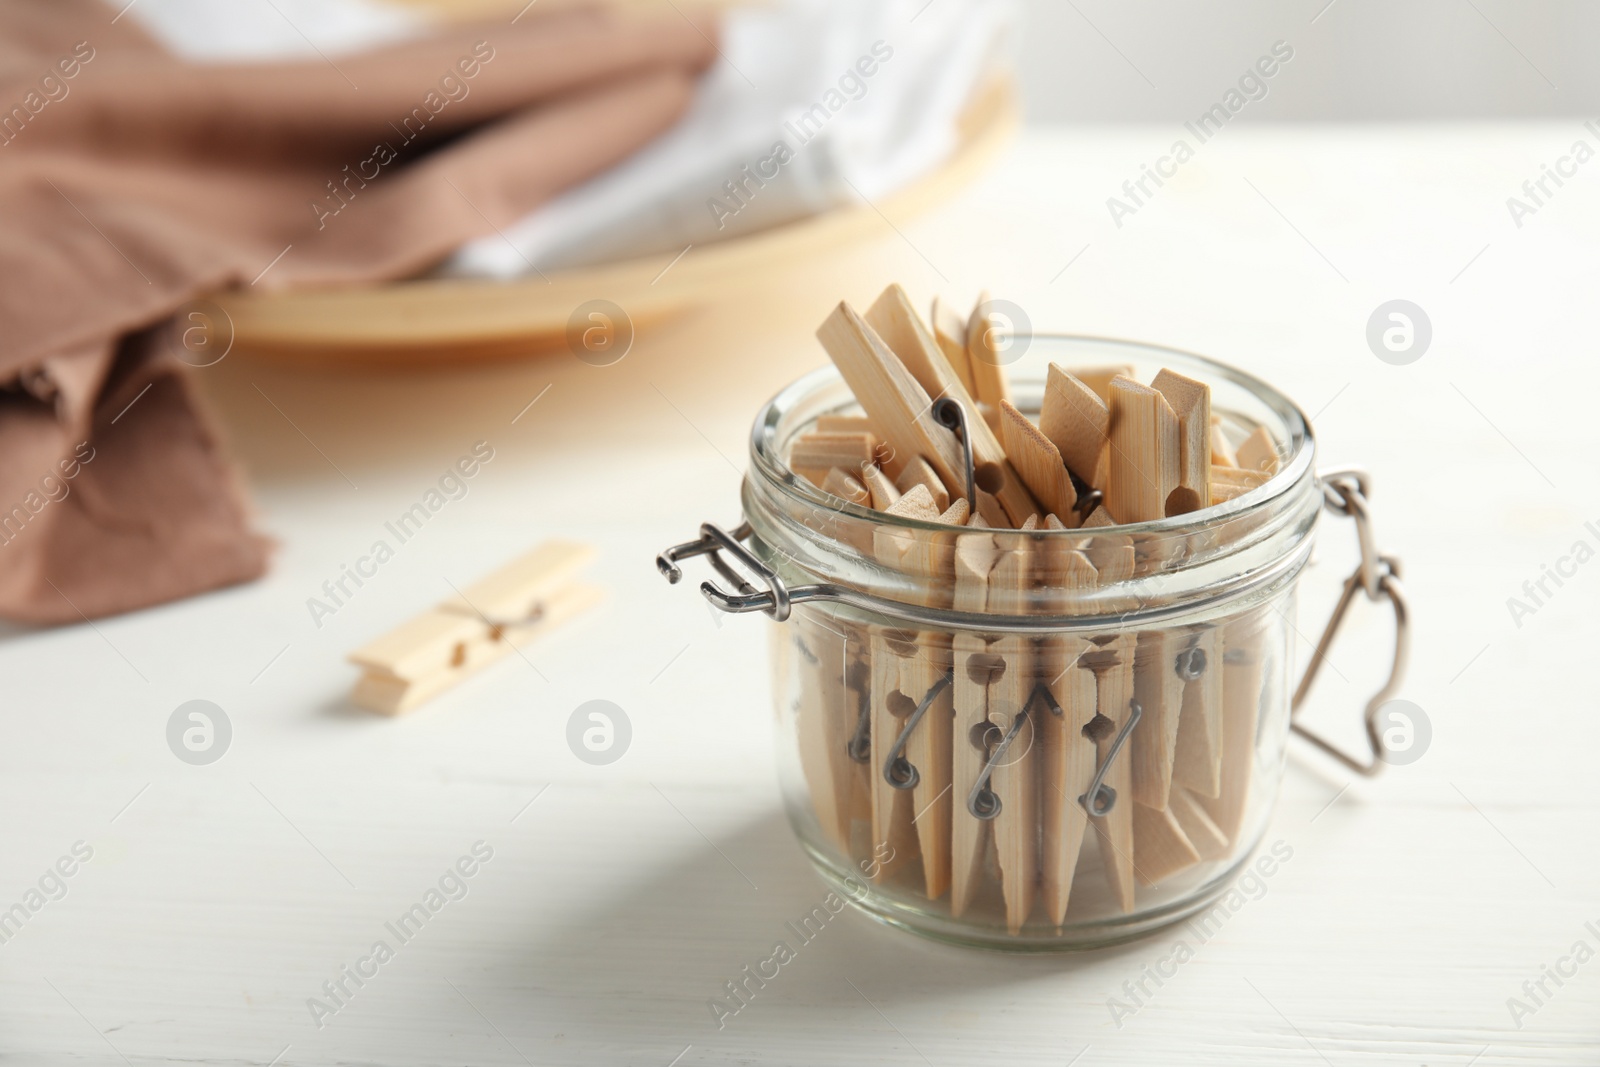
1039,364 -> 1109,488
931,295 -> 978,396
859,463 -> 901,510
814,414 -> 875,435
1200,606 -> 1271,844
998,399 -> 1077,523
790,431 -> 881,486
347,541 -> 601,714
950,516 -> 1000,917
864,484 -> 943,888
1132,802 -> 1203,887
895,456 -> 951,512
822,467 -> 871,507
964,290 -> 1012,432
865,285 -> 1041,527
1172,626 -> 1224,799
1102,376 -> 1205,817
1106,375 -> 1180,525
1038,525 -> 1099,926
819,468 -> 878,555
1236,425 -> 1279,476
881,486 -> 962,899
1211,464 -> 1271,502
1083,634 -> 1137,914
1072,364 -> 1134,405
816,302 -> 965,491
794,610 -> 860,854
1151,369 -> 1211,515
1130,628 -> 1186,811
988,517 -> 1038,933
1210,415 -> 1239,468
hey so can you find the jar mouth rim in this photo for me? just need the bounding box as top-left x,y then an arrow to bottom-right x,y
748,333 -> 1317,536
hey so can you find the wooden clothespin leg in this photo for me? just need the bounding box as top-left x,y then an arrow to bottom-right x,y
348,541 -> 601,714
1236,425 -> 1279,477
949,518 -> 1000,917
931,296 -> 978,396
1084,634 -> 1137,914
1200,605 -> 1271,843
906,522 -> 960,901
1211,464 -> 1271,503
1131,802 -> 1202,887
1039,547 -> 1098,926
965,290 -> 1013,434
868,625 -> 923,886
998,400 -> 1077,524
1169,787 -> 1230,861
894,456 -> 951,512
904,636 -> 954,900
876,488 -> 960,899
1172,625 -> 1224,799
843,633 -> 875,857
988,523 -> 1037,933
793,610 -> 858,853
864,491 -> 946,888
1131,629 -> 1185,811
1072,364 -> 1134,405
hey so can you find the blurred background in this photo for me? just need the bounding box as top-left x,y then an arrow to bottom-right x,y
1017,0 -> 1584,121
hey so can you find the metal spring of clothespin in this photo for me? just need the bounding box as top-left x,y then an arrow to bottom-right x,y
1078,699 -> 1142,818
955,682 -> 1139,821
966,683 -> 1062,819
881,671 -> 954,789
1175,640 -> 1206,682
931,397 -> 977,512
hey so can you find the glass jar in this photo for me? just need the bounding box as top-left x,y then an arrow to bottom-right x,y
658,336 -> 1405,950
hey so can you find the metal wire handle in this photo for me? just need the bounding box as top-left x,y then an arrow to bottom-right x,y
1289,468 -> 1410,776
657,522 -> 794,620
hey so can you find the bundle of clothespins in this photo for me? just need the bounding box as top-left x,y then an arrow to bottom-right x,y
796,285 -> 1279,532
786,285 -> 1287,933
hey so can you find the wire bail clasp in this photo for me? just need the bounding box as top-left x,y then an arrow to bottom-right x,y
656,521 -> 797,621
1290,468 -> 1411,776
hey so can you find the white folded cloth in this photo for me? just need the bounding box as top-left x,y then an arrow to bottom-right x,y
121,0 -> 1014,277
120,0 -> 426,60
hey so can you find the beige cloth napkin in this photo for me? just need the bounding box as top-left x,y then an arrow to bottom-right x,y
0,1 -> 716,624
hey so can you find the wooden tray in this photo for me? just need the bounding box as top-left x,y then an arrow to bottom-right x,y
218,76 -> 1017,364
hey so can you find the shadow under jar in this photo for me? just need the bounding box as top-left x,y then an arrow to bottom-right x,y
662,337 -> 1374,950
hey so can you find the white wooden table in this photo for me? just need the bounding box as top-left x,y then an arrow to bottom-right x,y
3,124 -> 1596,1065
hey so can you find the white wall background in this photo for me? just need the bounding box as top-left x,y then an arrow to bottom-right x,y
1016,0 -> 1592,122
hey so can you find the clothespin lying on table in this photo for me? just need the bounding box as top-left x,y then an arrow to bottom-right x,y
348,540 -> 602,714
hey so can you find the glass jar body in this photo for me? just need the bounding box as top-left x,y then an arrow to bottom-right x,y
741,337 -> 1319,949
767,574 -> 1295,949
